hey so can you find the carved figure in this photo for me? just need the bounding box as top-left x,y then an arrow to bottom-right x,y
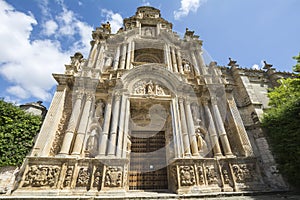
156,85 -> 165,95
179,166 -> 195,186
104,167 -> 122,187
146,80 -> 154,95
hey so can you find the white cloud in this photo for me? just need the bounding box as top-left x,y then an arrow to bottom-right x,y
7,86 -> 30,99
0,0 -> 93,102
142,0 -> 151,6
101,9 -> 123,33
42,20 -> 58,36
252,64 -> 260,70
174,0 -> 207,20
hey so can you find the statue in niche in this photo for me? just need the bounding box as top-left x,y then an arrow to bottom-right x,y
144,27 -> 152,36
95,99 -> 105,125
104,56 -> 113,68
86,127 -> 100,157
182,59 -> 191,72
195,126 -> 208,154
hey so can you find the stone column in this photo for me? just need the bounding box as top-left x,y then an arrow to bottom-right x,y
202,99 -> 222,156
59,91 -> 83,155
107,93 -> 121,156
178,97 -> 191,156
176,49 -> 184,74
211,97 -> 233,156
130,41 -> 135,69
171,46 -> 178,73
97,96 -> 112,156
113,45 -> 120,70
119,43 -> 127,69
87,40 -> 98,68
164,44 -> 172,71
95,43 -> 105,70
196,50 -> 208,75
116,95 -> 127,157
191,51 -> 201,76
171,98 -> 183,158
71,92 -> 94,155
185,99 -> 200,156
125,42 -> 132,69
122,98 -> 130,158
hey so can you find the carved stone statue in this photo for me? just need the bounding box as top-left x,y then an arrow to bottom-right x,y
95,100 -> 104,120
195,127 -> 207,154
86,127 -> 100,157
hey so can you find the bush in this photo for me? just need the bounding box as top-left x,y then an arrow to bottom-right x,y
0,99 -> 41,167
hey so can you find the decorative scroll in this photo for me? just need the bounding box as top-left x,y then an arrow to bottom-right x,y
93,167 -> 103,188
76,167 -> 90,187
63,166 -> 73,187
197,166 -> 205,185
104,166 -> 123,187
179,166 -> 195,186
133,80 -> 169,96
50,91 -> 72,156
22,165 -> 60,188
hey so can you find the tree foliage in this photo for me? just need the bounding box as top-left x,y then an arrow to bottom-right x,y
0,99 -> 41,167
262,55 -> 300,189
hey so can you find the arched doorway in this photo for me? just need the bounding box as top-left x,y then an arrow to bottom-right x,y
128,98 -> 171,191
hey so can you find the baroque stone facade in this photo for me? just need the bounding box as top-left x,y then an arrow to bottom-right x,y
8,6 -> 290,197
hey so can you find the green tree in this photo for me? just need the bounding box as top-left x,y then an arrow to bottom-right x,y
293,52 -> 300,73
262,55 -> 300,189
0,99 -> 42,167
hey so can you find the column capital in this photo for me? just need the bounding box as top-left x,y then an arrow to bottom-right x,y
85,91 -> 95,101
75,89 -> 85,99
210,96 -> 218,105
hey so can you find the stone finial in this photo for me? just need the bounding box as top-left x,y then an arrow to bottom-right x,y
228,57 -> 238,67
101,21 -> 111,33
263,61 -> 273,70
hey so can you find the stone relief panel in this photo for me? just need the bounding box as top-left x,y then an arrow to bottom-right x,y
133,80 -> 170,96
76,167 -> 91,187
179,166 -> 196,186
22,165 -> 60,188
104,166 -> 123,187
232,163 -> 257,183
205,165 -> 218,185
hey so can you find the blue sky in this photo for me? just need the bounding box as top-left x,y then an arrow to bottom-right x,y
0,0 -> 299,108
